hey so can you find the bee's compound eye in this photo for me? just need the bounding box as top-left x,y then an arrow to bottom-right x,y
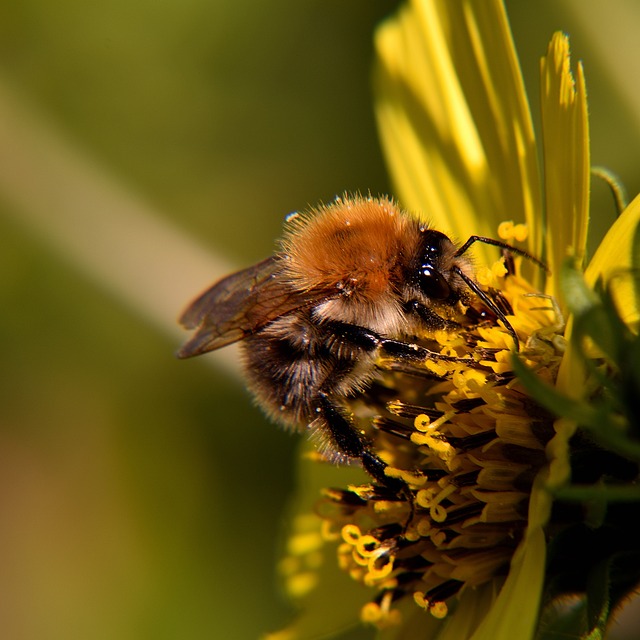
418,265 -> 451,299
415,229 -> 453,300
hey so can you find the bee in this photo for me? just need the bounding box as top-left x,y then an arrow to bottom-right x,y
178,196 -> 540,489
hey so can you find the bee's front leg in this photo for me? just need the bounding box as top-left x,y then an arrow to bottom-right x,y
402,299 -> 462,332
321,318 -> 462,365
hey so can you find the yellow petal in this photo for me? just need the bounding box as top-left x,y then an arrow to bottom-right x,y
437,584 -> 500,640
540,32 -> 590,295
584,192 -> 640,328
469,523 -> 546,640
374,0 -> 542,265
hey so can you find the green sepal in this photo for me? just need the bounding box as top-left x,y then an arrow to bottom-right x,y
538,518 -> 640,639
584,556 -> 612,638
535,597 -> 588,640
560,260 -> 630,370
511,354 -> 640,463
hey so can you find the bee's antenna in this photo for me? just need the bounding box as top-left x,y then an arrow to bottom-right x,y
452,265 -> 520,351
455,235 -> 549,273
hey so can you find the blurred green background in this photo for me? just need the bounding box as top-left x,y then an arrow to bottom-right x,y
0,1 -> 639,639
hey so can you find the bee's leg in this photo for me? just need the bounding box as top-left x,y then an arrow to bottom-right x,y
315,391 -> 405,494
313,320 -> 459,490
403,299 -> 461,331
452,265 -> 519,349
315,391 -> 415,534
321,320 -> 458,363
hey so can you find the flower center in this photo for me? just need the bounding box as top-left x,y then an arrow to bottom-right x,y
317,254 -> 564,626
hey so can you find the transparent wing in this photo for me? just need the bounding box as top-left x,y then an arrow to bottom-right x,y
177,256 -> 315,358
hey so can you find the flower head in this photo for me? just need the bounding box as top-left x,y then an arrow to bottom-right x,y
317,245 -> 561,622
271,1 -> 640,639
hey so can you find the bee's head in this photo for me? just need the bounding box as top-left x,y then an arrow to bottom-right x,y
410,229 -> 472,302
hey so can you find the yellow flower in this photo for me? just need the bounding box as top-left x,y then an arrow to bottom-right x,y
269,1 -> 640,639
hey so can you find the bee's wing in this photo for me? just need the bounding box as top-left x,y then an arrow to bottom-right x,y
177,256 -> 314,358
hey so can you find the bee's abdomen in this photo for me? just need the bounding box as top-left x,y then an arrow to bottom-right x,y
241,312 -> 375,429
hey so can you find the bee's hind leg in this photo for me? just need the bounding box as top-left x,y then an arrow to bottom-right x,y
313,391 -> 405,495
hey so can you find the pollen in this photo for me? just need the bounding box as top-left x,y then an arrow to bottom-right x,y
361,591 -> 403,627
311,252 -> 564,628
497,219 -> 529,243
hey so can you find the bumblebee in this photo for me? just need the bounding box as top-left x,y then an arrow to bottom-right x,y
178,196 -> 539,488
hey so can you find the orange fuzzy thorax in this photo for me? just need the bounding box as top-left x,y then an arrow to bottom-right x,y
282,196 -> 422,303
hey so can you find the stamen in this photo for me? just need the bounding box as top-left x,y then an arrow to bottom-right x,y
414,578 -> 464,618
450,397 -> 486,412
444,429 -> 498,452
373,416 -> 413,440
387,400 -> 444,419
437,502 -> 484,525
